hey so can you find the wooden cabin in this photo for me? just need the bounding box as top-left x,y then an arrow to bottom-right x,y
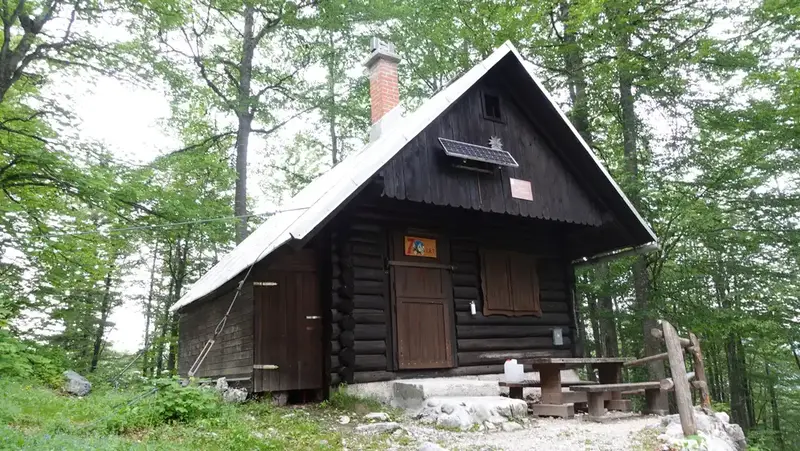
171,40 -> 657,397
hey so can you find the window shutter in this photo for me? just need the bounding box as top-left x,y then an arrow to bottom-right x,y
508,252 -> 542,317
480,249 -> 514,315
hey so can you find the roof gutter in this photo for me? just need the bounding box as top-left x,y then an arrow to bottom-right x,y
571,241 -> 659,268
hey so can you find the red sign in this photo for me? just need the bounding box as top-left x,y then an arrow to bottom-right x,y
404,236 -> 437,258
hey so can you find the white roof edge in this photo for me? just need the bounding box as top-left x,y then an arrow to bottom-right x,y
506,44 -> 657,243
171,41 -> 656,312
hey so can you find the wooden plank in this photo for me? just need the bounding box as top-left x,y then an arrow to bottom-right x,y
662,320 -> 697,436
624,352 -> 669,367
522,357 -> 631,365
689,332 -> 711,409
569,382 -> 661,392
455,312 -> 571,326
458,349 -> 571,366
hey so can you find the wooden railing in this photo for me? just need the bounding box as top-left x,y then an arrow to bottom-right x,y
623,319 -> 711,436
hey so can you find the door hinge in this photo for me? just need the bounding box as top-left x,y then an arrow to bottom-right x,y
306,315 -> 321,320
253,281 -> 278,287
253,364 -> 279,370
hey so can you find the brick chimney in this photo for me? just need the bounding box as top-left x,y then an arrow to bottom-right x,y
364,38 -> 401,124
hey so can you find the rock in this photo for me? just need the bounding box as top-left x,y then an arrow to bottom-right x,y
365,412 -> 390,422
716,412 -> 730,424
501,422 -> 523,432
484,421 -> 497,431
391,428 -> 405,438
436,408 -> 473,430
272,391 -> 288,406
355,422 -> 401,434
724,423 -> 745,442
441,403 -> 456,414
426,398 -> 443,408
251,431 -> 264,439
215,377 -> 228,392
468,403 -> 492,424
338,415 -> 351,424
222,388 -> 247,403
318,439 -> 329,446
418,442 -> 448,451
63,370 -> 92,396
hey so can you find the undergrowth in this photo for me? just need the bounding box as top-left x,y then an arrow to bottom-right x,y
0,380 -> 387,450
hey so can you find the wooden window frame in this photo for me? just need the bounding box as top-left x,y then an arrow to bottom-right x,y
481,90 -> 505,123
479,248 -> 542,317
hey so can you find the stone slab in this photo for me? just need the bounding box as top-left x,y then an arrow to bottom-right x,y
392,378 -> 500,408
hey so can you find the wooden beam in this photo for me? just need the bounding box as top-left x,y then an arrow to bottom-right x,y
689,332 -> 712,409
662,320 -> 697,436
651,327 -> 691,348
624,352 -> 669,368
659,371 -> 696,392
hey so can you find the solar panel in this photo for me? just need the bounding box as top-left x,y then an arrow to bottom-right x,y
439,138 -> 519,168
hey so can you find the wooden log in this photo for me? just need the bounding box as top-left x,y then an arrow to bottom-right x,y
457,325 -> 567,339
332,340 -> 386,356
452,273 -> 478,286
660,372 -> 695,391
624,352 -> 670,368
689,332 -> 711,409
355,354 -> 387,371
338,330 -> 354,348
455,312 -> 571,326
353,324 -> 386,341
338,314 -> 356,331
662,320 -> 696,435
333,295 -> 354,314
651,327 -> 691,348
453,286 -> 479,299
352,255 -> 383,269
354,267 -> 384,281
338,348 -> 355,367
458,349 -> 572,366
457,337 -> 571,352
539,301 -> 570,313
353,280 -> 384,295
351,243 -> 382,257
338,366 -> 354,384
352,371 -> 394,383
353,294 -> 385,310
337,284 -> 354,301
330,372 -> 341,386
352,310 -> 386,325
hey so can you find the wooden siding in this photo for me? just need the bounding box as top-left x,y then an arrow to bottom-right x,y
178,283 -> 254,379
380,82 -> 604,226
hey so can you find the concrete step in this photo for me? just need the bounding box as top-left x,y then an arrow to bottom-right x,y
392,378 -> 500,408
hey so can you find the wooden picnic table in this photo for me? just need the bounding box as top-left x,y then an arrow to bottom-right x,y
518,357 -> 632,418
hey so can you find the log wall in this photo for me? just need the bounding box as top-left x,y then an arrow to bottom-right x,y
327,198 -> 576,385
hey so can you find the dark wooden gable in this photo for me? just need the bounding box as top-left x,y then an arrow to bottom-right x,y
380,80 -> 605,226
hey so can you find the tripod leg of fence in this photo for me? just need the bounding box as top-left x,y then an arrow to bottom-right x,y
663,321 -> 696,436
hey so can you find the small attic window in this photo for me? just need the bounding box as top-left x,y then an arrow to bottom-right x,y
482,92 -> 503,122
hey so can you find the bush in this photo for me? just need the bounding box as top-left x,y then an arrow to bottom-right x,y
0,329 -> 64,387
105,379 -> 221,433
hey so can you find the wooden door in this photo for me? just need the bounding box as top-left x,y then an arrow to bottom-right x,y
391,233 -> 455,369
253,268 -> 322,392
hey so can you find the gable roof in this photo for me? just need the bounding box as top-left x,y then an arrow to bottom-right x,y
171,41 -> 657,313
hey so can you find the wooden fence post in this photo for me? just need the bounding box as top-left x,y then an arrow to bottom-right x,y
689,332 -> 711,409
662,320 -> 697,436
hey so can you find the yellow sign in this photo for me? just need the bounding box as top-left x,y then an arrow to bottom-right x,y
404,236 -> 437,258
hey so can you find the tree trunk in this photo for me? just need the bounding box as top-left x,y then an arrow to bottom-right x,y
327,31 -> 339,166
597,264 -> 619,357
167,237 -> 190,373
233,6 -> 257,243
142,241 -> 159,376
727,333 -> 750,431
90,270 -> 114,372
765,362 -> 784,450
587,293 -> 602,357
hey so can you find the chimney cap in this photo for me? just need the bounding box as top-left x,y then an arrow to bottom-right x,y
364,37 -> 400,67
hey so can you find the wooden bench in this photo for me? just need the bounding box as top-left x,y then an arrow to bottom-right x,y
499,379 -> 597,400
570,382 -> 662,418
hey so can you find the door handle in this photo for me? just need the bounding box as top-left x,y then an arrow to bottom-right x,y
306,315 -> 321,320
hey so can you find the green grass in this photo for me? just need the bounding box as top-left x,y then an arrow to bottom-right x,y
0,381 -> 392,450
